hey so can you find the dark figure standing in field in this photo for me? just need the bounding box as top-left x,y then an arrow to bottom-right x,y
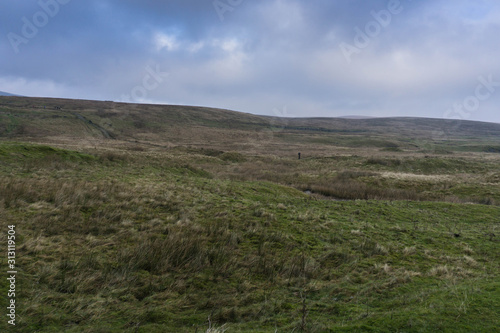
298,152 -> 301,160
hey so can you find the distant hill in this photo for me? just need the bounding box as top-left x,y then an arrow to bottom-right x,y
1,96 -> 500,154
0,91 -> 23,97
338,115 -> 375,119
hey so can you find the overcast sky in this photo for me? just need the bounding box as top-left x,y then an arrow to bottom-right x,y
1,0 -> 500,122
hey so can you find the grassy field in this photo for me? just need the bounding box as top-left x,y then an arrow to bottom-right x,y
0,97 -> 499,332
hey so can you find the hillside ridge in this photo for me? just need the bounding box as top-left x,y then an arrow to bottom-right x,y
1,96 -> 500,154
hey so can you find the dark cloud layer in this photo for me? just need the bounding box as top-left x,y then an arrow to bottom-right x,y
1,0 -> 499,122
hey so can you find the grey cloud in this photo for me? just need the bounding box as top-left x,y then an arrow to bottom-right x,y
1,0 -> 499,122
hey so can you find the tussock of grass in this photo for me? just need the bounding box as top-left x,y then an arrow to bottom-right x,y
301,180 -> 422,201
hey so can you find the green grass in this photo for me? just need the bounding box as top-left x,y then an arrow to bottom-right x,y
0,96 -> 499,331
0,142 -> 499,332
0,142 -> 95,161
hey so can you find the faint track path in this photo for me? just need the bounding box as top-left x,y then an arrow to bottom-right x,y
72,113 -> 114,139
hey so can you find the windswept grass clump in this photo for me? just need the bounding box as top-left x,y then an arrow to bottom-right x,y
301,181 -> 422,201
118,221 -> 238,276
